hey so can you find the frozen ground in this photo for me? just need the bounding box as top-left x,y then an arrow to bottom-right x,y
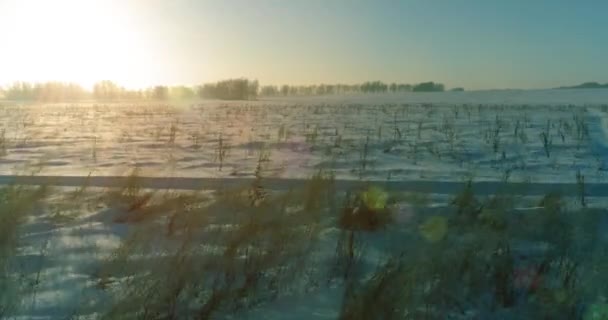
2,89 -> 608,319
1,89 -> 608,185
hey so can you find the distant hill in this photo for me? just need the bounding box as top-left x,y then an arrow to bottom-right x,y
556,82 -> 608,89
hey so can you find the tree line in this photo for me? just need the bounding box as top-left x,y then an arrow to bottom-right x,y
556,82 -> 608,90
0,79 -> 450,102
259,81 -> 446,96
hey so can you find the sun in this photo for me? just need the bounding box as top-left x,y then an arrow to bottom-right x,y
0,0 -> 158,89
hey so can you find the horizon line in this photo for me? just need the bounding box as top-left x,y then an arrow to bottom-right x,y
1,79 -> 607,93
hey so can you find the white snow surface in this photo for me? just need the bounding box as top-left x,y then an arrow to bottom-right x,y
3,88 -> 608,319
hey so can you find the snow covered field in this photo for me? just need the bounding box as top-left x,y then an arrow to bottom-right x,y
2,89 -> 608,183
3,89 -> 608,319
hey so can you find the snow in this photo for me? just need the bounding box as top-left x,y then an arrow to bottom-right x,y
1,89 -> 608,185
2,88 -> 608,318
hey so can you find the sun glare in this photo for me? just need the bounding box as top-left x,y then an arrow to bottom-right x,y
0,0 -> 157,89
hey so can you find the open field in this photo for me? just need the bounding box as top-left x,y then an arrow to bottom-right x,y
2,90 -> 608,183
3,89 -> 608,319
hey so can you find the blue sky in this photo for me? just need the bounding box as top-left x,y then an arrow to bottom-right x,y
1,0 -> 607,89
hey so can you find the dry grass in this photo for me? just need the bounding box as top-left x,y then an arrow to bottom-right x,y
0,185 -> 48,318
336,183 -> 608,320
96,170 -> 336,319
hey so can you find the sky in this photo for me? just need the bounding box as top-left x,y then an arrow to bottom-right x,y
0,0 -> 607,90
